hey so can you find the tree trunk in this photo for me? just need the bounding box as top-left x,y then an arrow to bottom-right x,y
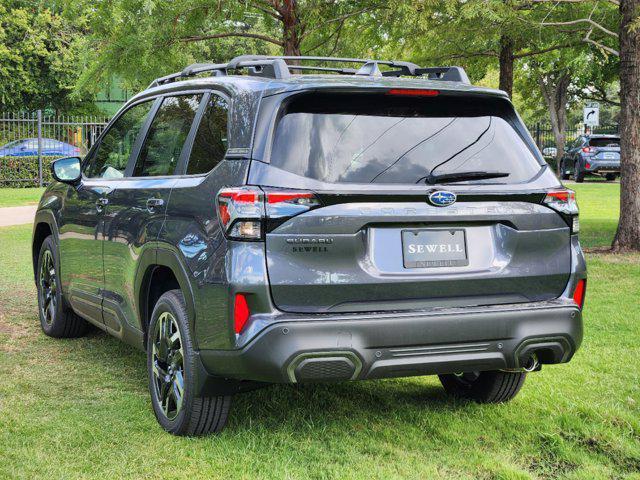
499,35 -> 514,97
280,0 -> 302,56
538,73 -> 570,176
613,0 -> 640,251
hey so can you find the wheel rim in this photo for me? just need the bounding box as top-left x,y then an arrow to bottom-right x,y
452,371 -> 480,388
151,311 -> 185,420
39,250 -> 57,326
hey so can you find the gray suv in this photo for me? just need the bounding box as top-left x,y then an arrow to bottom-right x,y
32,56 -> 586,436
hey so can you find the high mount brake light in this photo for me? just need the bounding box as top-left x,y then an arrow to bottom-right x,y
216,187 -> 321,239
386,88 -> 440,97
543,189 -> 579,233
572,279 -> 586,309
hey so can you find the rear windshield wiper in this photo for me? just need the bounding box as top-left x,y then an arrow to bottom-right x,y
422,170 -> 510,185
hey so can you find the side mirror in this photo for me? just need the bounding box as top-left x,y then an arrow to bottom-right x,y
51,156 -> 82,184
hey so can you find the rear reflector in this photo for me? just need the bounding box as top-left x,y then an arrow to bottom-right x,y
234,293 -> 250,334
572,279 -> 586,309
386,88 -> 439,97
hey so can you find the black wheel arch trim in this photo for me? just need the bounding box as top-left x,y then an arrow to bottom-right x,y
32,209 -> 60,283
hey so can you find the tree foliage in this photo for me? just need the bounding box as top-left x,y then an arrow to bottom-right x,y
0,1 -> 92,112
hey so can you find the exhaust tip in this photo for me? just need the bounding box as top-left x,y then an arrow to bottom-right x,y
522,353 -> 539,372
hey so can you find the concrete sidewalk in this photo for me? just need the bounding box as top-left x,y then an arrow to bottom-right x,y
0,205 -> 38,227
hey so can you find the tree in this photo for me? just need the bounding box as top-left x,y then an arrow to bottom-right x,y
71,0 -> 392,90
0,1 -> 92,112
404,1 -> 583,97
536,0 -> 639,251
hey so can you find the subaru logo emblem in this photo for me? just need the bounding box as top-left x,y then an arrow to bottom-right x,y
428,190 -> 456,207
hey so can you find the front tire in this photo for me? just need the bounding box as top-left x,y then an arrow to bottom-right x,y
147,289 -> 231,436
36,236 -> 88,338
439,370 -> 526,403
560,160 -> 570,180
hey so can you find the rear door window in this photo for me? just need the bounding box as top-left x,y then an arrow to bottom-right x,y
133,94 -> 202,177
270,93 -> 542,185
185,94 -> 229,175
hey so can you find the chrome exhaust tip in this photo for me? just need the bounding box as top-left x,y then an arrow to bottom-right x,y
522,353 -> 539,372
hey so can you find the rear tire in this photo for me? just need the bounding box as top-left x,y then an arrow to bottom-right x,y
573,162 -> 585,183
36,236 -> 88,338
559,160 -> 570,180
439,370 -> 526,403
147,289 -> 232,436
605,173 -> 616,181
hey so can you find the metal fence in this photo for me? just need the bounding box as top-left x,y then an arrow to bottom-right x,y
527,122 -> 619,154
0,111 -> 109,186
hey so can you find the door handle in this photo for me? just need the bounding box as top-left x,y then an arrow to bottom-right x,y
95,197 -> 109,212
146,198 -> 164,212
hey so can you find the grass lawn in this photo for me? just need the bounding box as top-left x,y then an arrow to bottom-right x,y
1,184 -> 637,479
0,187 -> 45,208
569,182 -> 620,249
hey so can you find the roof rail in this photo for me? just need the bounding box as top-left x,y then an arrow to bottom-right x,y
148,55 -> 470,88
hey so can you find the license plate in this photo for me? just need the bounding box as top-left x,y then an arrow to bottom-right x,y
603,152 -> 616,159
402,229 -> 468,268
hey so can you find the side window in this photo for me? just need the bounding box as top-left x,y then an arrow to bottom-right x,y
133,95 -> 202,177
186,94 -> 229,175
84,101 -> 153,179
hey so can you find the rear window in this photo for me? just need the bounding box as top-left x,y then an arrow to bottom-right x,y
589,137 -> 619,148
270,93 -> 542,184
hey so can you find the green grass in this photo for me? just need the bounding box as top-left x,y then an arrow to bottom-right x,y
1,185 -> 637,479
569,182 -> 620,249
0,187 -> 45,207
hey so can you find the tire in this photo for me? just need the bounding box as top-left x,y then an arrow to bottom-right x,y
560,160 -> 570,180
605,173 -> 616,181
147,289 -> 232,436
36,236 -> 88,338
438,370 -> 526,403
573,162 -> 585,183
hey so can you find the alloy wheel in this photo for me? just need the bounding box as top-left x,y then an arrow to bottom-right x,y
39,250 -> 57,326
151,311 -> 185,420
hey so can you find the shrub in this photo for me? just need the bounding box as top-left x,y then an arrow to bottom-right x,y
0,156 -> 59,187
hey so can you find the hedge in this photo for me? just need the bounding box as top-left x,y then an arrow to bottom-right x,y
0,156 -> 59,187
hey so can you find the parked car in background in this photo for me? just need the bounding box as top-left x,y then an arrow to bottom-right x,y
542,147 -> 557,158
32,55 -> 586,436
0,138 -> 81,157
560,134 -> 620,182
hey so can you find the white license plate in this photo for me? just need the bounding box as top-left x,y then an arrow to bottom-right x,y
402,229 -> 468,268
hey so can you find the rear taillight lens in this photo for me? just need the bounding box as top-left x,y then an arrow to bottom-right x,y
234,293 -> 250,334
216,187 -> 321,240
572,279 -> 586,309
582,146 -> 595,154
216,187 -> 263,240
543,189 -> 579,233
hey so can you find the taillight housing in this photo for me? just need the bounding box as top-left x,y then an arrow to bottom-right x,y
543,189 -> 579,233
572,279 -> 586,309
581,146 -> 595,154
216,187 -> 321,240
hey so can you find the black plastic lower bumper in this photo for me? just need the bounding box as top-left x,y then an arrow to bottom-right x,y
198,302 -> 583,385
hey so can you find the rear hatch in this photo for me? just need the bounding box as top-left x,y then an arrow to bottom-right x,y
251,90 -> 572,313
589,137 -> 620,162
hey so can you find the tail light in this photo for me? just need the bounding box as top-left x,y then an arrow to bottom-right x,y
572,279 -> 586,309
581,146 -> 595,154
216,187 -> 321,240
543,189 -> 579,233
233,293 -> 250,334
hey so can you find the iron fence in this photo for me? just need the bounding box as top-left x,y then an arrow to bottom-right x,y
527,122 -> 619,155
0,111 -> 109,186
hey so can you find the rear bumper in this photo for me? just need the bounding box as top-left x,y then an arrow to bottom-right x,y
584,159 -> 620,173
199,301 -> 583,384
